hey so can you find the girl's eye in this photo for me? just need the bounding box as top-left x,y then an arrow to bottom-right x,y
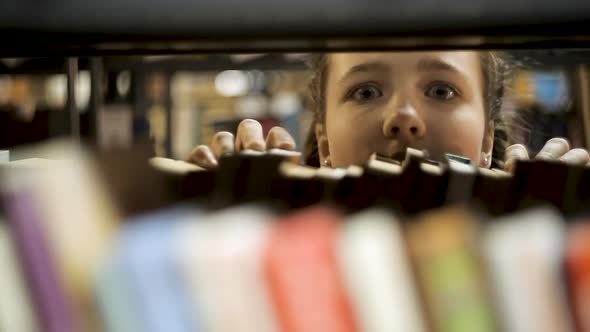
351,85 -> 383,102
425,83 -> 458,100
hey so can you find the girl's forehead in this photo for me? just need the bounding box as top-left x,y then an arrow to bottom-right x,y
328,51 -> 481,77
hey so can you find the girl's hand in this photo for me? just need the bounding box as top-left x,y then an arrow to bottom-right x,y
503,137 -> 590,173
186,119 -> 299,169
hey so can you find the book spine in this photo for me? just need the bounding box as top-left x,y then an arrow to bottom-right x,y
407,207 -> 497,332
0,221 -> 38,332
564,221 -> 590,332
338,209 -> 426,332
118,217 -> 196,332
3,191 -> 79,332
482,208 -> 573,332
264,207 -> 358,332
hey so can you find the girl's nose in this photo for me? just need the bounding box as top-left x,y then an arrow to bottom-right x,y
383,103 -> 426,141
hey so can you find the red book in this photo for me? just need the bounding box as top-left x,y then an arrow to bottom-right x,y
264,206 -> 358,332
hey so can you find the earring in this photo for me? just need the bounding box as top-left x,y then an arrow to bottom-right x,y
323,158 -> 331,167
481,152 -> 491,167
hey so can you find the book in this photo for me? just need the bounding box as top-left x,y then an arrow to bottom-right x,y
175,210 -> 217,332
1,139 -> 120,332
117,205 -> 199,332
95,258 -> 142,332
406,206 -> 497,332
482,207 -> 573,332
2,190 -> 79,332
338,208 -> 426,332
563,219 -> 590,332
12,143 -> 119,332
201,205 -> 278,332
176,204 -> 277,332
0,219 -> 38,332
264,206 -> 358,332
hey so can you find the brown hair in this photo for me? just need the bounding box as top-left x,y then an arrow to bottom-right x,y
303,52 -> 514,168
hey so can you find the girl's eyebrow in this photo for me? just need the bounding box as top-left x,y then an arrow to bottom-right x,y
416,58 -> 463,75
338,61 -> 390,84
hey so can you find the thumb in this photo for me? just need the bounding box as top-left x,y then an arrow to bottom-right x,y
503,144 -> 529,173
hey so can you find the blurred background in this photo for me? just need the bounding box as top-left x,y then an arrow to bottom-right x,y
0,50 -> 589,160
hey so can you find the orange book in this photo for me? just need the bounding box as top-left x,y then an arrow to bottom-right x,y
264,206 -> 358,332
565,220 -> 590,332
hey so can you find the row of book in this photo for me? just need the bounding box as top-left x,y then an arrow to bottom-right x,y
97,203 -> 590,332
0,141 -> 589,332
2,195 -> 590,332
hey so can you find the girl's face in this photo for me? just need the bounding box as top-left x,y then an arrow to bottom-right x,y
317,51 -> 493,167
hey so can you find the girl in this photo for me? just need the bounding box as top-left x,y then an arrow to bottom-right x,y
187,51 -> 590,171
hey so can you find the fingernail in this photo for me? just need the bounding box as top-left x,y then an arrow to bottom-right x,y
277,140 -> 295,150
268,148 -> 300,155
241,149 -> 265,156
268,149 -> 301,163
535,153 -> 552,161
219,148 -> 233,157
217,143 -> 234,158
505,144 -> 521,152
244,141 -> 266,151
201,155 -> 218,169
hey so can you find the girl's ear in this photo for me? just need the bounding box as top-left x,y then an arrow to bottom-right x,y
480,120 -> 494,167
315,122 -> 331,166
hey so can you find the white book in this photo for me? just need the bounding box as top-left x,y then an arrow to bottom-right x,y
0,221 -> 39,332
482,207 -> 574,332
176,205 -> 278,332
209,205 -> 279,332
338,209 -> 426,332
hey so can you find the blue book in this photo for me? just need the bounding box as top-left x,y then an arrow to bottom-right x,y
95,257 -> 142,332
119,205 -> 201,332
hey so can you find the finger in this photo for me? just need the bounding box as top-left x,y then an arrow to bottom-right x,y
211,131 -> 235,160
235,119 -> 266,152
491,168 -> 511,177
535,137 -> 570,160
504,144 -> 529,173
559,148 -> 590,165
265,126 -> 296,150
186,145 -> 218,169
